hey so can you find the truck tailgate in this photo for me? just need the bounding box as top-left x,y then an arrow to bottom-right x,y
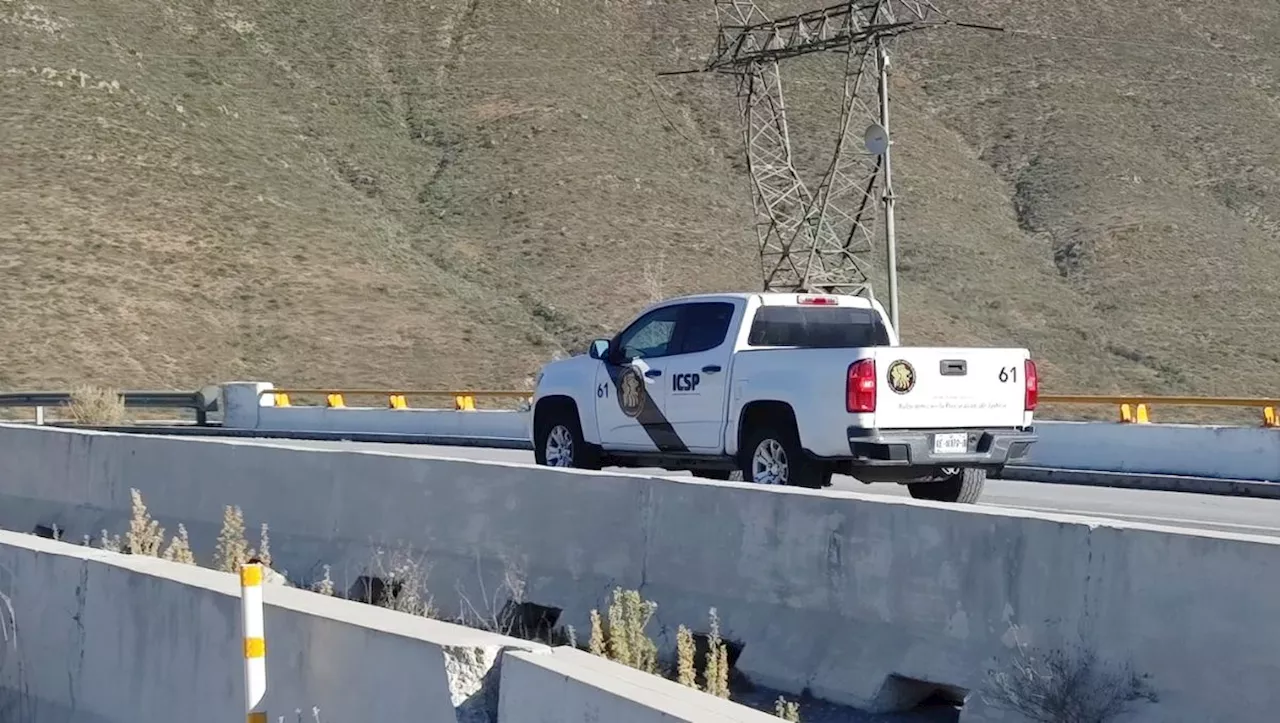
872,347 -> 1029,429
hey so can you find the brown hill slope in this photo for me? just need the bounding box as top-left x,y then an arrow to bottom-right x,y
2,0 -> 1277,410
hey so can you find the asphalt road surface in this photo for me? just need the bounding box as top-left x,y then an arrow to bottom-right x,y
208,437 -> 1280,539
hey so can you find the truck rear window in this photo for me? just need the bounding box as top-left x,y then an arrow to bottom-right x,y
747,306 -> 892,348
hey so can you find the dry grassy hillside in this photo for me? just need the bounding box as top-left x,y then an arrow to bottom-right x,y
2,0 -> 1277,408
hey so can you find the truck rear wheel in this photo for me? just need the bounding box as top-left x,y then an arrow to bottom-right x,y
740,423 -> 827,489
907,467 -> 986,503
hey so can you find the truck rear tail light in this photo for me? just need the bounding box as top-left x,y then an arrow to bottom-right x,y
1024,359 -> 1039,411
847,359 -> 876,413
797,294 -> 838,305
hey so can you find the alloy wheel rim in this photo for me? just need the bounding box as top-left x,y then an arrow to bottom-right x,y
751,439 -> 788,485
546,425 -> 574,467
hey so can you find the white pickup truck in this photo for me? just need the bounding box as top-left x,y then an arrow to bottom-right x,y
530,292 -> 1038,503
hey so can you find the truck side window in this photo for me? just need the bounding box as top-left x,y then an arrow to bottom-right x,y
677,302 -> 736,354
617,305 -> 682,360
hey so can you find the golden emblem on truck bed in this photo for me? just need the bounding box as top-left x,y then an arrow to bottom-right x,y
887,359 -> 916,394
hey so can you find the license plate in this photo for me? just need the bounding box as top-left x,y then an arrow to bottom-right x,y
933,432 -> 968,455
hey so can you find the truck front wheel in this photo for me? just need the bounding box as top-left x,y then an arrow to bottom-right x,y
533,406 -> 601,470
907,467 -> 986,503
740,423 -> 828,489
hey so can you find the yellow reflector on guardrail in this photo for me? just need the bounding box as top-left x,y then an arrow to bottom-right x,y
1120,403 -> 1150,424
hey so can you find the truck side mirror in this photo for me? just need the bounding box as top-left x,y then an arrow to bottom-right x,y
588,339 -> 610,360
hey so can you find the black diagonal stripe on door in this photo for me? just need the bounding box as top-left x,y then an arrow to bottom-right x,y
605,363 -> 689,453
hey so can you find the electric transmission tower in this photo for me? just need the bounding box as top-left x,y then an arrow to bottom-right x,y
690,0 -> 948,331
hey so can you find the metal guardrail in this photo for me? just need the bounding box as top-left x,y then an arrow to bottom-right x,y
260,389 -> 531,400
3,385 -> 1277,426
258,388 -> 1279,425
1041,394 -> 1280,408
0,388 -> 220,425
1040,394 -> 1280,426
259,388 -> 532,411
263,389 -> 1278,406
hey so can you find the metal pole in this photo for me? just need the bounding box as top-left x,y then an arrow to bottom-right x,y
241,562 -> 267,723
877,38 -> 901,335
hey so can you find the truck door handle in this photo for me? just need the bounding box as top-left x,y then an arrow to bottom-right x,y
644,369 -> 663,378
702,365 -> 722,373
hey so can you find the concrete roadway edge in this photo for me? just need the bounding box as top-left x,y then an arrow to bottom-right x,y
48,423 -> 1280,500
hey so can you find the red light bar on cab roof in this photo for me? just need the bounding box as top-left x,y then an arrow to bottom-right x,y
796,294 -> 838,305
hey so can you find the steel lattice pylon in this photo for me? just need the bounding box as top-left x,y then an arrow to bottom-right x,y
706,0 -> 941,299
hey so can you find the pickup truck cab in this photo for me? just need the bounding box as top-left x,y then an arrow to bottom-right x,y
530,292 -> 1038,503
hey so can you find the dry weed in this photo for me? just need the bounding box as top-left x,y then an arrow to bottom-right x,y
588,588 -> 659,674
983,627 -> 1158,723
369,546 -> 435,618
586,591 -> 736,700
676,624 -> 697,688
704,607 -> 730,699
774,696 -> 801,722
311,565 -> 335,596
256,523 -> 272,567
276,707 -> 324,723
65,386 -> 126,426
213,505 -> 250,572
99,529 -> 123,553
126,488 -> 165,556
454,554 -> 529,636
212,506 -> 272,572
97,489 -> 191,563
588,609 -> 606,657
161,523 -> 196,564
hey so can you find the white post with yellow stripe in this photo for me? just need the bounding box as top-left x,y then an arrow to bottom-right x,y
240,561 -> 267,723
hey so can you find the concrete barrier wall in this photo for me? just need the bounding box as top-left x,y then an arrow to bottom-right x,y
221,380 -> 1280,482
0,530 -> 784,723
1023,420 -> 1280,481
0,528 -> 542,723
0,424 -> 1277,721
500,647 -> 783,723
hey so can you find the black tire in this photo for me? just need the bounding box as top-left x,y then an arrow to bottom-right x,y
533,405 -> 601,470
907,467 -> 986,503
739,422 -> 826,489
